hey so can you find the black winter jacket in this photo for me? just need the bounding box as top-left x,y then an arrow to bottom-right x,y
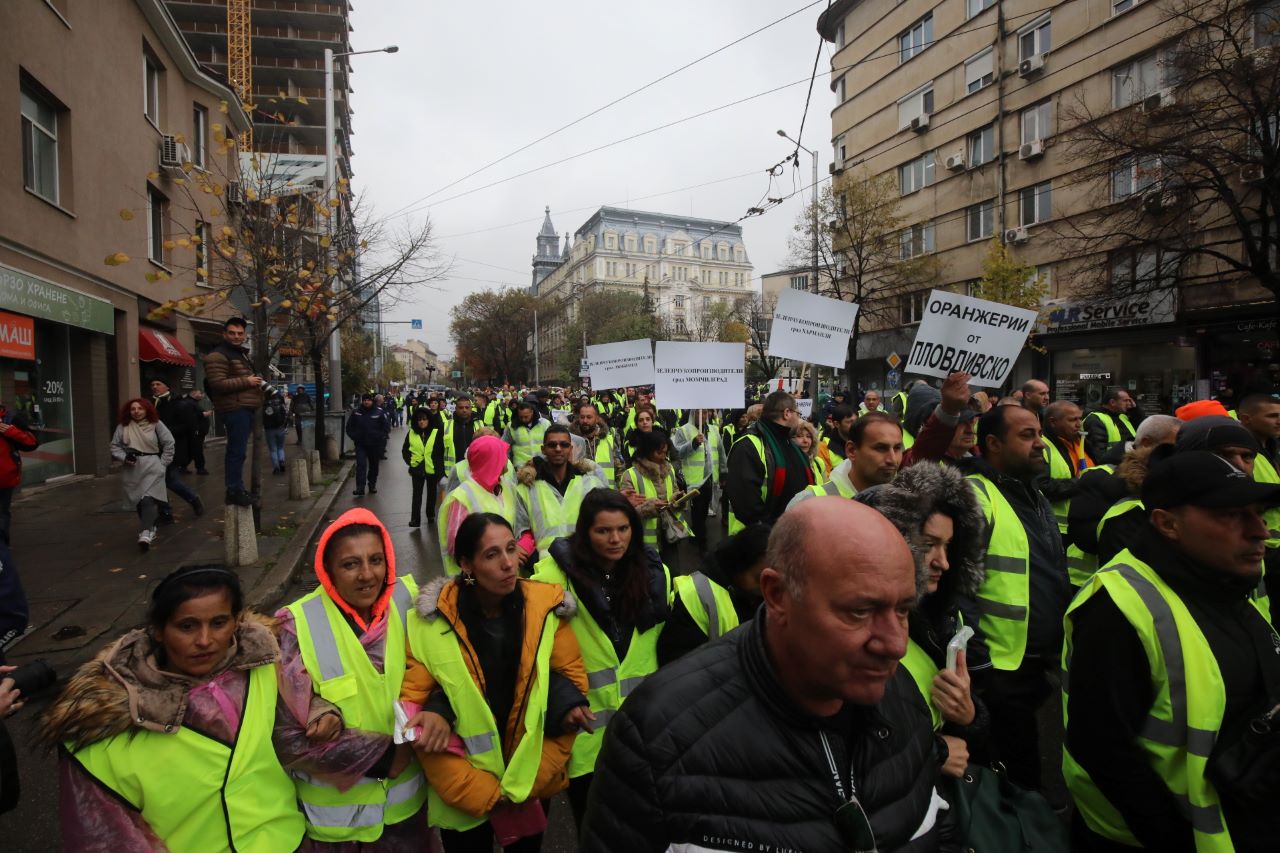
581,613 -> 959,853
345,405 -> 390,448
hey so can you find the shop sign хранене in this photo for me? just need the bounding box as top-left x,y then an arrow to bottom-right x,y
1039,289 -> 1176,334
0,263 -> 114,335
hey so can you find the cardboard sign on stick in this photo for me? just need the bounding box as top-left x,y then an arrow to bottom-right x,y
767,288 -> 860,368
584,339 -> 654,391
654,342 -> 745,410
905,291 -> 1036,388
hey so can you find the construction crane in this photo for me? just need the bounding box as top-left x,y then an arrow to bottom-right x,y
226,0 -> 252,149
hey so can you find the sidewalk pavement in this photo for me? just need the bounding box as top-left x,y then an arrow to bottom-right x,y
4,433 -> 352,675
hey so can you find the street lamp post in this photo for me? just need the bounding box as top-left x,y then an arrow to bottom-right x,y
777,130 -> 820,415
324,44 -> 398,411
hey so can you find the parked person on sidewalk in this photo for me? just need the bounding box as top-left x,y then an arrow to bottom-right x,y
439,435 -> 518,577
187,388 -> 213,475
529,489 -> 672,830
0,399 -> 37,545
403,408 -> 445,529
292,385 -> 315,447
148,378 -> 204,524
110,399 -> 177,551
348,393 -> 391,497
203,317 -> 265,507
403,513 -> 592,853
38,565 -> 305,852
275,509 -> 433,851
263,387 -> 289,475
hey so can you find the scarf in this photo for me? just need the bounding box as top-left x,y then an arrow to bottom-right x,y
123,419 -> 160,454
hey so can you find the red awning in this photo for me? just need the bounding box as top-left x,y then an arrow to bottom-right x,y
138,328 -> 195,367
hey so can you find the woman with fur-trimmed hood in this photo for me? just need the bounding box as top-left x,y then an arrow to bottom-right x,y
37,566 -> 306,852
855,462 -> 990,779
401,512 -> 590,851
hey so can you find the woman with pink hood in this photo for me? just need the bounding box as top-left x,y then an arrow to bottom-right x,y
274,507 -> 437,851
438,435 -> 521,576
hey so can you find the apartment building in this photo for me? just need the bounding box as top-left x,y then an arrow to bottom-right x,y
531,206 -> 755,382
818,0 -> 1278,410
1,0 -> 251,482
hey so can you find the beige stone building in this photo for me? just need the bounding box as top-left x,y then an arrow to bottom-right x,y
1,0 -> 251,482
818,0 -> 1278,410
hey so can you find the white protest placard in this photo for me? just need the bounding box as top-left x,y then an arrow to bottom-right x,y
905,291 -> 1037,388
796,398 -> 813,419
653,342 -> 745,410
767,288 -> 860,368
585,339 -> 654,391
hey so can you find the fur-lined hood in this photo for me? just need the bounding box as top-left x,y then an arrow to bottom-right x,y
38,611 -> 278,751
854,463 -> 987,600
414,574 -> 577,621
516,455 -> 599,488
1116,445 -> 1159,496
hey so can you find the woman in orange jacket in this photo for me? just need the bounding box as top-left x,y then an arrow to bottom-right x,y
401,513 -> 592,852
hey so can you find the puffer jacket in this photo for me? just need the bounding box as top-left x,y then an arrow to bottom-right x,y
580,613 -> 959,852
401,576 -> 588,818
203,343 -> 263,414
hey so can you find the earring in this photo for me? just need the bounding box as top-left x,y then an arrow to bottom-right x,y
461,572 -> 477,586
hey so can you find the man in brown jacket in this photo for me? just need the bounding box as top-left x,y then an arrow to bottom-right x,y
203,317 -> 264,506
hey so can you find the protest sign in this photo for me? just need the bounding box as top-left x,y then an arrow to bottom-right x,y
585,339 -> 654,390
767,288 -> 860,368
905,291 -> 1037,388
796,398 -> 813,419
654,341 -> 745,410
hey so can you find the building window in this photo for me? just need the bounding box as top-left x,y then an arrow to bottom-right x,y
195,220 -> 210,284
900,291 -> 926,324
1112,155 -> 1161,199
897,84 -> 935,129
1113,0 -> 1140,15
718,244 -> 729,260
965,49 -> 994,94
968,124 -> 995,166
1019,15 -> 1052,61
701,243 -> 712,259
1258,2 -> 1280,47
625,235 -> 636,252
1020,100 -> 1052,144
734,247 -> 744,263
899,152 -> 935,195
644,236 -> 656,254
967,200 -> 994,242
790,274 -> 809,291
20,84 -> 60,203
1113,52 -> 1162,107
900,222 -> 935,259
968,0 -> 996,18
899,14 -> 934,64
834,133 -> 847,164
1110,247 -> 1176,290
836,77 -> 846,104
674,296 -> 685,310
147,186 -> 167,264
192,104 -> 208,168
605,233 -> 617,250
1019,181 -> 1052,225
144,53 -> 161,126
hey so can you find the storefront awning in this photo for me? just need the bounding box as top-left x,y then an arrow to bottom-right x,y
138,328 -> 195,367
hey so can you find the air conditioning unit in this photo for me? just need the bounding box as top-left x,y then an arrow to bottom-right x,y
1018,54 -> 1046,78
910,114 -> 930,133
226,180 -> 245,206
944,152 -> 966,171
158,135 -> 190,178
1140,88 -> 1176,114
1004,226 -> 1031,244
828,162 -> 844,177
1018,139 -> 1046,160
1141,188 -> 1183,214
1241,163 -> 1265,184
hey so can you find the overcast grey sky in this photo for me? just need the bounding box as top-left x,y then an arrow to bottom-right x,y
350,0 -> 833,359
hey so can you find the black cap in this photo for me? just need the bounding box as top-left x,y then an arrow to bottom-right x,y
1174,415 -> 1260,455
361,392 -> 375,401
1143,451 -> 1280,510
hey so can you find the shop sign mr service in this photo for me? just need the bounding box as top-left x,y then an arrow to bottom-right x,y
1040,289 -> 1176,334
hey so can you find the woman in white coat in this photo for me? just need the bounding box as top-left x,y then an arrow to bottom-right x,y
110,398 -> 175,551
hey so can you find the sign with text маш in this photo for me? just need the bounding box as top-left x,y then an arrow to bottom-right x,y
905,291 -> 1037,388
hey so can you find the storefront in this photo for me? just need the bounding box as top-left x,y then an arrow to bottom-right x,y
138,326 -> 197,391
0,262 -> 115,484
1197,317 -> 1280,401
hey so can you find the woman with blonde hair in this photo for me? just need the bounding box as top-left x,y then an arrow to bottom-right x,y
791,419 -> 833,483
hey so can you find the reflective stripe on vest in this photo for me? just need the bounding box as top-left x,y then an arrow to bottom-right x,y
522,474 -> 603,552
286,578 -> 425,840
405,591 -> 558,831
594,434 -> 616,485
1062,555 -> 1266,850
966,475 -> 1031,671
1084,411 -> 1132,455
71,664 -> 305,852
439,479 -> 517,575
805,474 -> 855,499
673,571 -> 738,641
529,556 -> 670,777
1042,440 -> 1074,534
511,422 -> 548,466
408,429 -> 439,474
622,467 -> 675,549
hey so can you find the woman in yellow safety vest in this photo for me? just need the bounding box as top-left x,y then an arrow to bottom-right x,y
854,463 -> 990,779
39,565 -> 305,852
528,489 -> 672,830
792,419 -> 833,483
621,403 -> 658,467
273,508 -> 432,850
402,513 -> 592,852
439,434 -> 520,576
619,427 -> 688,572
403,406 -> 446,529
